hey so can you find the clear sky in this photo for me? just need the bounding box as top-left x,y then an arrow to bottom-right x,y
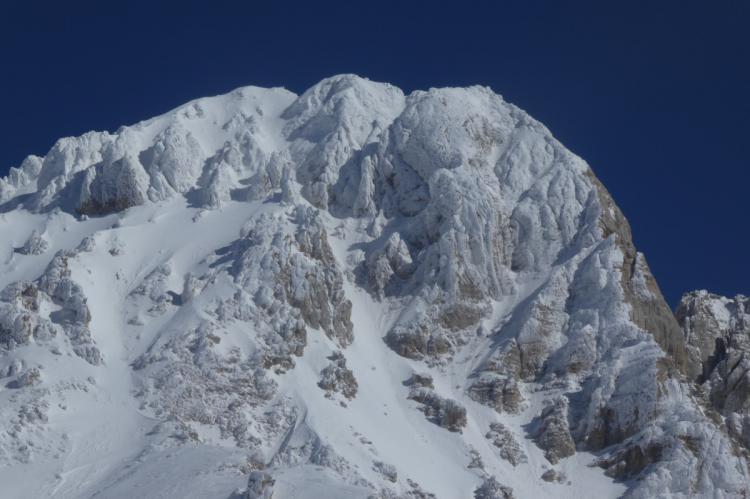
1,0 -> 748,306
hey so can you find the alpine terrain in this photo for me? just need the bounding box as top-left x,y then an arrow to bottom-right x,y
0,75 -> 747,499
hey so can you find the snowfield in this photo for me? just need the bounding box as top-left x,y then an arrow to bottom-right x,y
0,75 -> 747,499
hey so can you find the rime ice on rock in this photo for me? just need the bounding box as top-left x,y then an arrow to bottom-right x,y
0,74 -> 747,498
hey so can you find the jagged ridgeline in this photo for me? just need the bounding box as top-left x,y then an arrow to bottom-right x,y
0,75 -> 747,499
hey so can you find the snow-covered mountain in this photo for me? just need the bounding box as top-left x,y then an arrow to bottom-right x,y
0,75 -> 747,499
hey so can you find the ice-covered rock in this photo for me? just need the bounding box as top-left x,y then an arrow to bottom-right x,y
0,75 -> 747,498
243,471 -> 275,499
540,469 -> 566,484
318,351 -> 358,400
531,398 -> 576,464
0,252 -> 100,365
283,74 -> 405,210
406,374 -> 467,433
373,460 -> 398,483
15,230 -> 48,255
473,477 -> 515,499
485,422 -> 527,466
5,367 -> 41,389
676,291 -> 750,446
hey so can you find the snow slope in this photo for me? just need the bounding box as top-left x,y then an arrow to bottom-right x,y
0,75 -> 747,499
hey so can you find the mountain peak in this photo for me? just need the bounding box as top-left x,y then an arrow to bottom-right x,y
0,76 -> 747,499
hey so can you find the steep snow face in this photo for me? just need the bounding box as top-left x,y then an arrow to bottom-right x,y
0,75 -> 747,499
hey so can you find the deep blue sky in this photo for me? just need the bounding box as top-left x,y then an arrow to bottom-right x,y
1,1 -> 748,306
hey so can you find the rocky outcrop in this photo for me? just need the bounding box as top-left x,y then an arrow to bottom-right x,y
677,291 -> 750,382
129,262 -> 174,316
292,206 -> 353,346
365,232 -> 413,297
468,373 -> 524,415
9,88 -> 298,215
268,420 -> 369,489
15,230 -> 48,255
0,155 -> 42,204
585,169 -> 687,372
0,251 -> 100,365
5,367 -> 41,389
318,351 -> 358,400
469,339 -> 525,415
372,460 -> 398,483
76,154 -> 150,215
243,471 -> 275,499
540,469 -> 566,483
531,398 -> 576,464
384,322 -> 453,361
133,320 -> 277,447
676,291 -> 750,445
282,74 -> 405,210
597,440 -> 664,480
473,477 -> 515,499
485,422 -> 527,466
405,373 -> 467,433
215,207 -> 352,374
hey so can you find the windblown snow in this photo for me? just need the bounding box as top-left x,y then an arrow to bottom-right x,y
0,75 -> 747,499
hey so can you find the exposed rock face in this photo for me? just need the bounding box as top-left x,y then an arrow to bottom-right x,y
469,339 -> 525,415
318,351 -> 358,400
291,206 -> 353,346
0,74 -> 747,498
372,460 -> 398,483
15,230 -> 48,255
244,470 -> 275,499
282,75 -> 405,210
405,373 -> 467,433
677,291 -> 750,382
473,477 -> 515,499
586,170 -> 688,373
597,440 -> 664,480
0,251 -> 100,365
485,422 -> 527,466
676,291 -> 750,446
27,90 -> 297,215
468,373 -> 524,415
76,154 -> 151,215
540,469 -> 566,483
531,398 -> 576,464
365,232 -> 413,297
132,321 -> 278,447
6,367 -> 41,389
214,206 -> 352,373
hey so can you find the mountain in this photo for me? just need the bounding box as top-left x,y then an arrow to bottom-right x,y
0,75 -> 746,499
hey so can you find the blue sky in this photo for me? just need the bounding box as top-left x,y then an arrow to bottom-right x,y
1,0 -> 748,306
